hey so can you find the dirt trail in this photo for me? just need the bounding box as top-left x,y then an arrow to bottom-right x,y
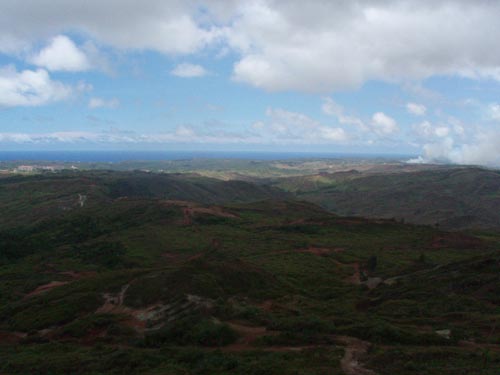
183,207 -> 192,225
334,336 -> 376,375
24,281 -> 69,298
25,270 -> 97,299
458,340 -> 500,353
223,322 -> 377,374
58,271 -> 97,279
223,321 -> 319,352
96,284 -> 130,314
346,262 -> 361,285
223,321 -> 278,351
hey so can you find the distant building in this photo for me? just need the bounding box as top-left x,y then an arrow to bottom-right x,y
15,165 -> 59,173
16,165 -> 35,172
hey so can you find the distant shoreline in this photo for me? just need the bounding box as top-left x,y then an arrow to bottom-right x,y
0,150 -> 417,163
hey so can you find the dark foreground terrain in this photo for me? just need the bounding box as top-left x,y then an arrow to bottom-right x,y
0,169 -> 499,374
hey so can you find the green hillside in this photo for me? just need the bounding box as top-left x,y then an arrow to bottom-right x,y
0,170 -> 286,230
0,171 -> 499,374
274,167 -> 500,230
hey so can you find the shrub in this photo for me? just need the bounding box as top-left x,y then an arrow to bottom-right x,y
143,317 -> 238,347
74,241 -> 126,267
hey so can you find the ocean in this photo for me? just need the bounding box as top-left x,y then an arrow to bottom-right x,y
0,150 -> 413,163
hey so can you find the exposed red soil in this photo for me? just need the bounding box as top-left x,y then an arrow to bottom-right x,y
161,251 -> 203,264
24,281 -> 69,298
300,247 -> 333,256
345,263 -> 362,285
222,323 -> 377,373
258,300 -> 274,312
268,246 -> 344,257
228,321 -> 276,342
191,206 -> 238,218
122,317 -> 147,332
0,331 -> 27,344
288,219 -> 307,225
183,207 -> 192,225
80,328 -> 108,345
458,340 -> 500,353
223,321 -> 311,352
161,252 -> 185,262
58,271 -> 97,279
299,246 -> 344,256
25,270 -> 97,299
162,199 -> 197,207
334,335 -> 376,375
430,233 -> 484,250
335,219 -> 367,225
96,284 -> 130,314
163,200 -> 238,225
95,284 -> 186,335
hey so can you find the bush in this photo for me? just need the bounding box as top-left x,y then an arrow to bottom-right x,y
74,241 -> 126,267
143,317 -> 238,347
339,320 -> 451,345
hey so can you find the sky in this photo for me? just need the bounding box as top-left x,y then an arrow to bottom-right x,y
1,0 -> 500,165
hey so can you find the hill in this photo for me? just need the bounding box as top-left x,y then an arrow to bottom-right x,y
0,171 -> 499,374
272,167 -> 500,230
0,170 -> 286,230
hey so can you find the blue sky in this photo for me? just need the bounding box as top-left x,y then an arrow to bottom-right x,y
1,1 -> 500,165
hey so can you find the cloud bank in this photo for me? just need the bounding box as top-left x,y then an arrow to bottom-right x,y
1,1 -> 500,92
0,65 -> 72,107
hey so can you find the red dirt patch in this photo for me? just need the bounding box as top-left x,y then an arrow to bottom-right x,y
345,263 -> 362,285
24,281 -> 69,298
58,271 -> 97,279
291,246 -> 345,257
25,271 -> 97,299
259,300 -> 274,312
222,321 -> 282,352
163,200 -> 238,225
161,252 -> 185,262
301,247 -> 332,256
161,251 -> 203,264
335,335 -> 376,375
0,331 -> 26,344
78,328 -> 108,345
430,233 -> 484,250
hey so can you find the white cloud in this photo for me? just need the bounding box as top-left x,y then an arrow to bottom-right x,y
0,128 -> 259,145
0,65 -> 72,107
76,81 -> 93,93
227,1 -> 500,92
88,97 -> 120,109
319,127 -> 348,142
30,35 -> 91,72
261,107 -> 349,143
170,63 -> 207,78
322,97 -> 366,130
371,112 -> 398,136
488,103 -> 500,121
410,133 -> 500,166
0,1 -> 221,56
406,102 -> 427,116
413,121 -> 450,139
1,2 -> 500,92
434,126 -> 450,138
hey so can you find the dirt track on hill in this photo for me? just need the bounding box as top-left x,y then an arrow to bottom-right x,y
335,336 -> 376,375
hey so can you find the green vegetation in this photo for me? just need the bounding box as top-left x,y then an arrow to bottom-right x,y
0,167 -> 499,374
272,167 -> 500,230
